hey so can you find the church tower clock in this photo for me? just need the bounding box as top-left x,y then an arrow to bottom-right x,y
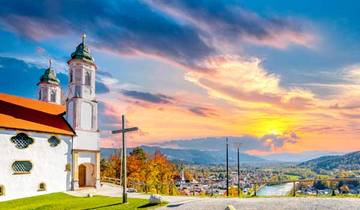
66,34 -> 101,189
37,59 -> 61,104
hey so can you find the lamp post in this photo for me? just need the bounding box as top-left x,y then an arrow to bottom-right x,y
234,142 -> 242,197
111,115 -> 138,204
226,137 -> 229,197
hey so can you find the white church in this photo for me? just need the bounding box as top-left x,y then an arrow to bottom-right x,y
0,35 -> 101,201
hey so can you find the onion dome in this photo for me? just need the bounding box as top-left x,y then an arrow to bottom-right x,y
38,59 -> 60,85
69,33 -> 94,64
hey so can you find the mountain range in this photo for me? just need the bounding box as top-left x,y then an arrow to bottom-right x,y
100,145 -> 345,165
101,146 -> 265,165
298,151 -> 360,171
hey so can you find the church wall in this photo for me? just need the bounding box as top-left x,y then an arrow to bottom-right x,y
0,129 -> 72,201
72,130 -> 100,151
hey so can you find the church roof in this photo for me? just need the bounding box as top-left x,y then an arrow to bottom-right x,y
0,93 -> 75,136
68,34 -> 95,64
38,59 -> 60,85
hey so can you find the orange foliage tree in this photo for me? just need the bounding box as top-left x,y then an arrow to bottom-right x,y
102,147 -> 178,195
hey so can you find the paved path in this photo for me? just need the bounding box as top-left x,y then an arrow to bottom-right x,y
158,197 -> 360,210
66,183 -> 360,210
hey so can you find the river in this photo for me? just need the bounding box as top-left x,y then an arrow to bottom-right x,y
256,182 -> 294,196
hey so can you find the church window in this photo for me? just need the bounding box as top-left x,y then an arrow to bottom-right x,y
75,85 -> 81,97
0,185 -> 4,196
38,90 -> 42,100
50,90 -> 56,102
12,161 -> 32,174
10,133 -> 34,149
38,183 -> 46,191
70,70 -> 73,83
85,71 -> 91,86
48,136 -> 60,147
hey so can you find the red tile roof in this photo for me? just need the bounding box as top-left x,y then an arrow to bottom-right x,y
0,93 -> 75,136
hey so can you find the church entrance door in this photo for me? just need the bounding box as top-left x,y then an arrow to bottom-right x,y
79,164 -> 86,187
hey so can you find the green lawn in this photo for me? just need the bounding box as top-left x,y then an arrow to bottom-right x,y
0,193 -> 166,210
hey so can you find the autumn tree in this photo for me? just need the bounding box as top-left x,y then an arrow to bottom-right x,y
101,147 -> 178,195
127,147 -> 147,191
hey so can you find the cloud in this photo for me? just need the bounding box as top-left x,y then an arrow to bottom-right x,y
260,131 -> 300,151
121,90 -> 174,104
0,0 -> 213,71
185,56 -> 315,110
96,81 -> 110,94
151,132 -> 300,152
0,0 -> 315,73
147,0 -> 315,49
187,106 -> 217,117
0,56 -> 67,98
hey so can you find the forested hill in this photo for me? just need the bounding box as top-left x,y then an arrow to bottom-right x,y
298,151 -> 360,171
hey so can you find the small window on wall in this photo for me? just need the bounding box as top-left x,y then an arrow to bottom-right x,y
85,71 -> 91,86
69,70 -> 73,82
12,161 -> 33,174
48,136 -> 60,147
38,183 -> 46,191
10,133 -> 34,149
50,90 -> 56,102
0,185 -> 4,196
75,85 -> 81,97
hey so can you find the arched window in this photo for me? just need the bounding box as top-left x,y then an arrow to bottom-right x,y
10,133 -> 34,149
85,71 -> 91,86
50,90 -> 56,102
38,90 -> 42,100
38,183 -> 46,191
48,136 -> 60,147
12,161 -> 32,174
0,185 -> 4,196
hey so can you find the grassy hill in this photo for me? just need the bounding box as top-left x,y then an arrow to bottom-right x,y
298,151 -> 360,171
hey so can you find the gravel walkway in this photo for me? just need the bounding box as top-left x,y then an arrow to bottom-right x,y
67,183 -> 360,210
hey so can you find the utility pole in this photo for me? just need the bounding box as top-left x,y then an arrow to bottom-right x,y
111,115 -> 138,204
226,137 -> 229,197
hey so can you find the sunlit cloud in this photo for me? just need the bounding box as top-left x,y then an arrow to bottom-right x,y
185,56 -> 316,110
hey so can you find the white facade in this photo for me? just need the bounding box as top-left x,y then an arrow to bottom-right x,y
0,129 -> 72,201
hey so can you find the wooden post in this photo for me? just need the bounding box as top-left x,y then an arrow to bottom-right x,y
121,115 -> 127,203
111,115 -> 138,204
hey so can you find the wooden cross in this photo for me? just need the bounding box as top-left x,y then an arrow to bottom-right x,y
111,115 -> 138,204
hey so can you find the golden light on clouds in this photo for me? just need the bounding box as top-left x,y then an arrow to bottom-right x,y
244,116 -> 296,137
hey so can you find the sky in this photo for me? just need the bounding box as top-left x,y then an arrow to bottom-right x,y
1,0 -> 360,155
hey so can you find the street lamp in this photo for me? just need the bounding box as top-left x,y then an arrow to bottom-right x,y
234,142 -> 242,197
226,137 -> 229,197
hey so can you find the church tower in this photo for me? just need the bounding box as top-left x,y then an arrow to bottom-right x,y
37,59 -> 61,104
66,34 -> 100,189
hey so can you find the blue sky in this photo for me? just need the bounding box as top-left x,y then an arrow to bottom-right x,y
1,0 -> 360,154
